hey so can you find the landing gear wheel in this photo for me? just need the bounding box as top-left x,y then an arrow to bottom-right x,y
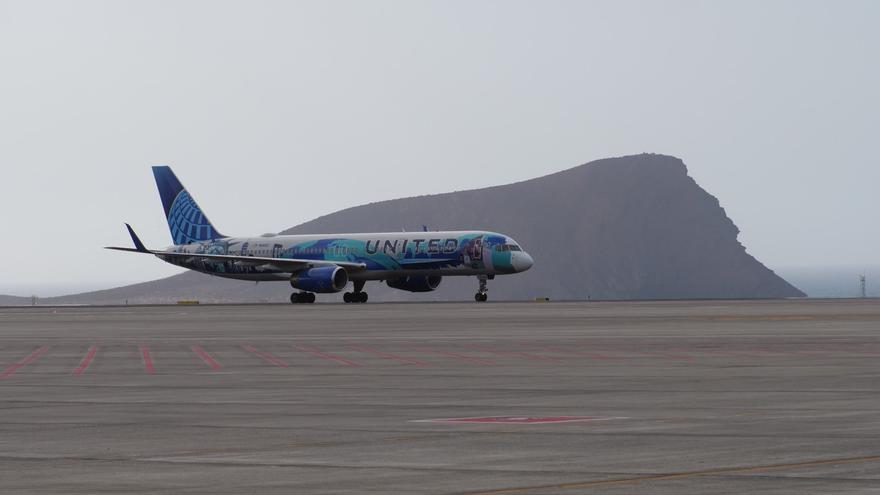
475,275 -> 489,302
343,291 -> 368,303
291,292 -> 316,304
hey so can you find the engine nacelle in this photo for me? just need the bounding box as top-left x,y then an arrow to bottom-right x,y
290,266 -> 348,293
386,275 -> 442,293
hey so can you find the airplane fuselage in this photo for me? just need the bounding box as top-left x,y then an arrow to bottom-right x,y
161,230 -> 533,282
110,166 -> 533,302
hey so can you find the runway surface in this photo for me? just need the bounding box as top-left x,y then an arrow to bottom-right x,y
1,299 -> 879,494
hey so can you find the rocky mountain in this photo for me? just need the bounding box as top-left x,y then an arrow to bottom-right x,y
0,295 -> 32,306
16,154 -> 805,305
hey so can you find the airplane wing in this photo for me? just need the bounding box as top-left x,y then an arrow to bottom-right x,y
106,247 -> 367,272
396,257 -> 459,269
161,251 -> 366,272
106,223 -> 367,273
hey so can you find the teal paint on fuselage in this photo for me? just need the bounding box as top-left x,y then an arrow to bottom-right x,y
160,231 -> 528,282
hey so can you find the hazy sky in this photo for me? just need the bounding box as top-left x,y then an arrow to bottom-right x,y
1,0 -> 877,296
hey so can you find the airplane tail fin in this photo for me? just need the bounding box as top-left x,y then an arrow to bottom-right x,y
152,166 -> 225,245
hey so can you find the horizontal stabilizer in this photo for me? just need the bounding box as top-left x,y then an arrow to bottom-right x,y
105,246 -> 149,253
126,223 -> 148,252
105,224 -> 150,253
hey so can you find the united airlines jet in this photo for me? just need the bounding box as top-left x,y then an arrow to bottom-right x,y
108,166 -> 533,303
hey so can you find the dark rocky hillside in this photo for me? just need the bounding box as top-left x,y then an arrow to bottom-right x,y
0,295 -> 31,306
22,154 -> 805,305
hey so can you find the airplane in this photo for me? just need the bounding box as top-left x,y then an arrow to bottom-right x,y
107,166 -> 534,304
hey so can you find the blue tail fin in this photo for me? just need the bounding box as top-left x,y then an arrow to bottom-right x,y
152,166 -> 225,245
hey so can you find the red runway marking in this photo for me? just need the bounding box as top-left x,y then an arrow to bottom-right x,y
847,347 -> 880,356
697,348 -> 756,357
461,344 -> 561,362
817,344 -> 880,357
413,415 -> 627,424
655,347 -> 695,361
645,351 -> 695,361
601,348 -> 693,361
73,346 -> 98,376
569,345 -> 633,360
349,344 -> 427,365
0,346 -> 49,379
241,344 -> 289,368
792,345 -> 839,356
139,345 -> 155,373
293,344 -> 361,367
403,344 -> 494,365
191,345 -> 221,370
520,343 -> 613,360
744,346 -> 801,356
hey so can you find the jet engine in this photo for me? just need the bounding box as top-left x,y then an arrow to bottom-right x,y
386,275 -> 442,292
290,266 -> 348,293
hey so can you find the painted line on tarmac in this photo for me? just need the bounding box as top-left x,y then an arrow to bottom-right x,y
413,416 -> 627,424
524,343 -> 616,360
191,345 -> 221,370
139,345 -> 155,373
459,344 -> 561,362
465,454 -> 880,495
697,348 -> 758,358
745,346 -> 803,356
649,351 -> 694,361
72,346 -> 98,376
348,344 -> 427,365
240,344 -> 289,368
712,315 -> 816,321
592,348 -> 693,361
402,344 -> 494,365
576,345 -> 636,360
821,344 -> 880,356
292,344 -> 361,367
0,346 -> 49,379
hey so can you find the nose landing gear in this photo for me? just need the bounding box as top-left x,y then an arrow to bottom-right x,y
290,292 -> 316,304
474,275 -> 488,302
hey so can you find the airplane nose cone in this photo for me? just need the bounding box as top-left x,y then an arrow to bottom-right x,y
514,252 -> 534,272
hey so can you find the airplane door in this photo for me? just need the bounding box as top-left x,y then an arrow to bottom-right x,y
472,236 -> 482,261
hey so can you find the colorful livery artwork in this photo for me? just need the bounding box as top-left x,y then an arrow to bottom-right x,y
107,166 -> 533,303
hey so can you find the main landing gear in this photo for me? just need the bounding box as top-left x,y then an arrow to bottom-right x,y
475,275 -> 488,302
343,292 -> 368,303
343,280 -> 368,304
290,292 -> 316,304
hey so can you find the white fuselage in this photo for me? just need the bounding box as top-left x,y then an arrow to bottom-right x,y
159,230 -> 533,282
